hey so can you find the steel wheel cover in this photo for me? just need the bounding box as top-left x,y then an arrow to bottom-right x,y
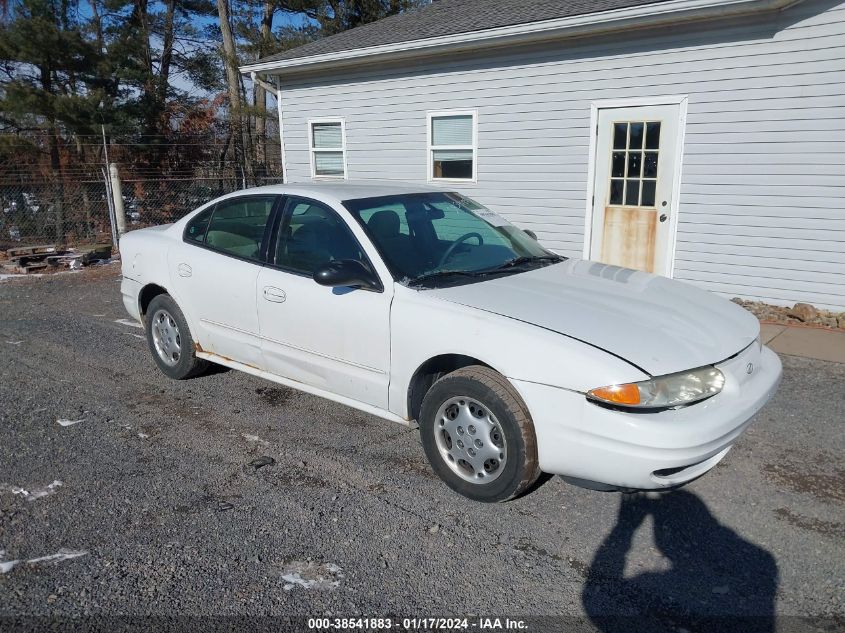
434,396 -> 507,484
151,309 -> 182,367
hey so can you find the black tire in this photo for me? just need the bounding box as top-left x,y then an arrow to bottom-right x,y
419,365 -> 541,502
144,294 -> 208,380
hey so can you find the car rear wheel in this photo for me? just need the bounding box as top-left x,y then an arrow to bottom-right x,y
145,294 -> 208,380
419,365 -> 540,502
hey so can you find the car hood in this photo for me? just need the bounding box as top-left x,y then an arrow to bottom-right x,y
427,259 -> 759,376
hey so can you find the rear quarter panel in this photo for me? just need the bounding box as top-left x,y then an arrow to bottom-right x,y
119,226 -> 180,319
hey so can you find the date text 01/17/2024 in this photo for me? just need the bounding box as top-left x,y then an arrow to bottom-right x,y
307,617 -> 528,630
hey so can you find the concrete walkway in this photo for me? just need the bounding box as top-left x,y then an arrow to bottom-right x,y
761,322 -> 845,364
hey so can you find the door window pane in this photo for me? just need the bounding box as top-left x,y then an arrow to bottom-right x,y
611,152 -> 625,178
641,181 -> 656,207
205,196 -> 275,260
609,179 -> 624,205
613,123 -> 627,150
276,200 -> 367,275
644,152 -> 659,178
629,122 -> 644,149
645,122 -> 661,150
625,180 -> 640,206
607,120 -> 661,207
627,152 -> 642,178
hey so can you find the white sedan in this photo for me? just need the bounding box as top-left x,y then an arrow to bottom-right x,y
119,183 -> 781,502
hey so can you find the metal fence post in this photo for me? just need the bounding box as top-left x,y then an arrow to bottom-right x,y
109,163 -> 127,238
102,167 -> 117,248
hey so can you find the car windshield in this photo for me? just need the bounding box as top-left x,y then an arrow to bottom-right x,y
343,192 -> 563,287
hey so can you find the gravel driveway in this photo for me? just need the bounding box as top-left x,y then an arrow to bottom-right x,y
0,266 -> 842,631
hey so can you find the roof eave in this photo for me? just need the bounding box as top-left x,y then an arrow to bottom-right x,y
240,0 -> 804,76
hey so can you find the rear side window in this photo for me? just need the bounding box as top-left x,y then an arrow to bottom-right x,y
184,208 -> 213,243
197,196 -> 276,260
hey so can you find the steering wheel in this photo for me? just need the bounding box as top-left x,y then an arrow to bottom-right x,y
438,232 -> 484,266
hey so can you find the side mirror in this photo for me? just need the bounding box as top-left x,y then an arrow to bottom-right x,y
524,229 -> 538,240
313,259 -> 380,290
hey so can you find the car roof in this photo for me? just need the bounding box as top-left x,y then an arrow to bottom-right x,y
230,181 -> 447,205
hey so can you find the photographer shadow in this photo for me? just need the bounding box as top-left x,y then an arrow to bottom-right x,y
582,490 -> 778,633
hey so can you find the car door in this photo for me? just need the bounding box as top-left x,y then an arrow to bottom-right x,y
256,196 -> 393,409
168,194 -> 279,368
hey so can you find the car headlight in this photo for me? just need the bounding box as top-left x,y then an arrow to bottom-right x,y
587,366 -> 725,410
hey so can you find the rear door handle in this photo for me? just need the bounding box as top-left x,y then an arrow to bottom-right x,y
263,286 -> 287,303
177,263 -> 192,277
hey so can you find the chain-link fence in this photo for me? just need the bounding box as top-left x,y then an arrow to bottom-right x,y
0,132 -> 284,251
0,177 -> 111,250
118,174 -> 283,231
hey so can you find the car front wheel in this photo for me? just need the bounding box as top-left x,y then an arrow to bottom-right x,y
419,365 -> 540,502
144,294 -> 208,380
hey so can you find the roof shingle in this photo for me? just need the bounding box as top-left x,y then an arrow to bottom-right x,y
256,0 -> 672,65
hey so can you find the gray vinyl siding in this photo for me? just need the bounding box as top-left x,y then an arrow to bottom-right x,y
278,0 -> 845,310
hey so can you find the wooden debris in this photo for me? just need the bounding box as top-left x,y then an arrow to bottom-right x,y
1,243 -> 112,274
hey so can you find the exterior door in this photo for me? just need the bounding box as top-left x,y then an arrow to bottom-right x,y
256,196 -> 392,409
589,104 -> 681,275
168,195 -> 278,368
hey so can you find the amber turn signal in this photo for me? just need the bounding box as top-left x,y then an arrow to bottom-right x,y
587,366 -> 725,410
587,383 -> 641,406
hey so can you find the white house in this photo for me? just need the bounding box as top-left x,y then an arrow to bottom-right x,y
241,0 -> 845,310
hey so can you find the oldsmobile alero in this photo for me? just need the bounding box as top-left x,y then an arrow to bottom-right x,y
119,183 -> 781,502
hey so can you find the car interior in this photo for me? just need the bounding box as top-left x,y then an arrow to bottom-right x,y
275,201 -> 366,274
203,197 -> 274,259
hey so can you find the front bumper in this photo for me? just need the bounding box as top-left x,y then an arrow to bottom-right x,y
511,344 -> 782,490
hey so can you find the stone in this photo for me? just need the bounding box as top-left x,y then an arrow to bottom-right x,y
838,316 -> 845,330
820,316 -> 837,329
786,303 -> 818,323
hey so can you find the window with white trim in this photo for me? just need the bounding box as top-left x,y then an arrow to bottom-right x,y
427,111 -> 476,181
309,120 -> 346,178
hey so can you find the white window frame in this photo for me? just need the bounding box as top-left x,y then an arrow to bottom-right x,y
427,109 -> 478,183
308,118 -> 348,180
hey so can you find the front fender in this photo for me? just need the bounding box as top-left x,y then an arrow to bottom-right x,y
388,285 -> 648,419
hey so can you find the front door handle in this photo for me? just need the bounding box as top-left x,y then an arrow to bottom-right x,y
177,263 -> 192,277
263,286 -> 287,303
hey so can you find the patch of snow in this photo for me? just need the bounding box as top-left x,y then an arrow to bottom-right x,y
0,480 -> 62,501
26,548 -> 88,565
281,561 -> 344,591
242,433 -> 269,446
0,548 -> 87,574
6,340 -> 23,345
57,418 -> 84,427
0,559 -> 20,574
114,318 -> 143,329
0,274 -> 43,282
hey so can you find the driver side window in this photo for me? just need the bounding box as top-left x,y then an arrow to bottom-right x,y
275,198 -> 368,275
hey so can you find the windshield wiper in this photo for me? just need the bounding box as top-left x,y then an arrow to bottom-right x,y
410,255 -> 564,288
408,269 -> 486,288
479,254 -> 564,273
